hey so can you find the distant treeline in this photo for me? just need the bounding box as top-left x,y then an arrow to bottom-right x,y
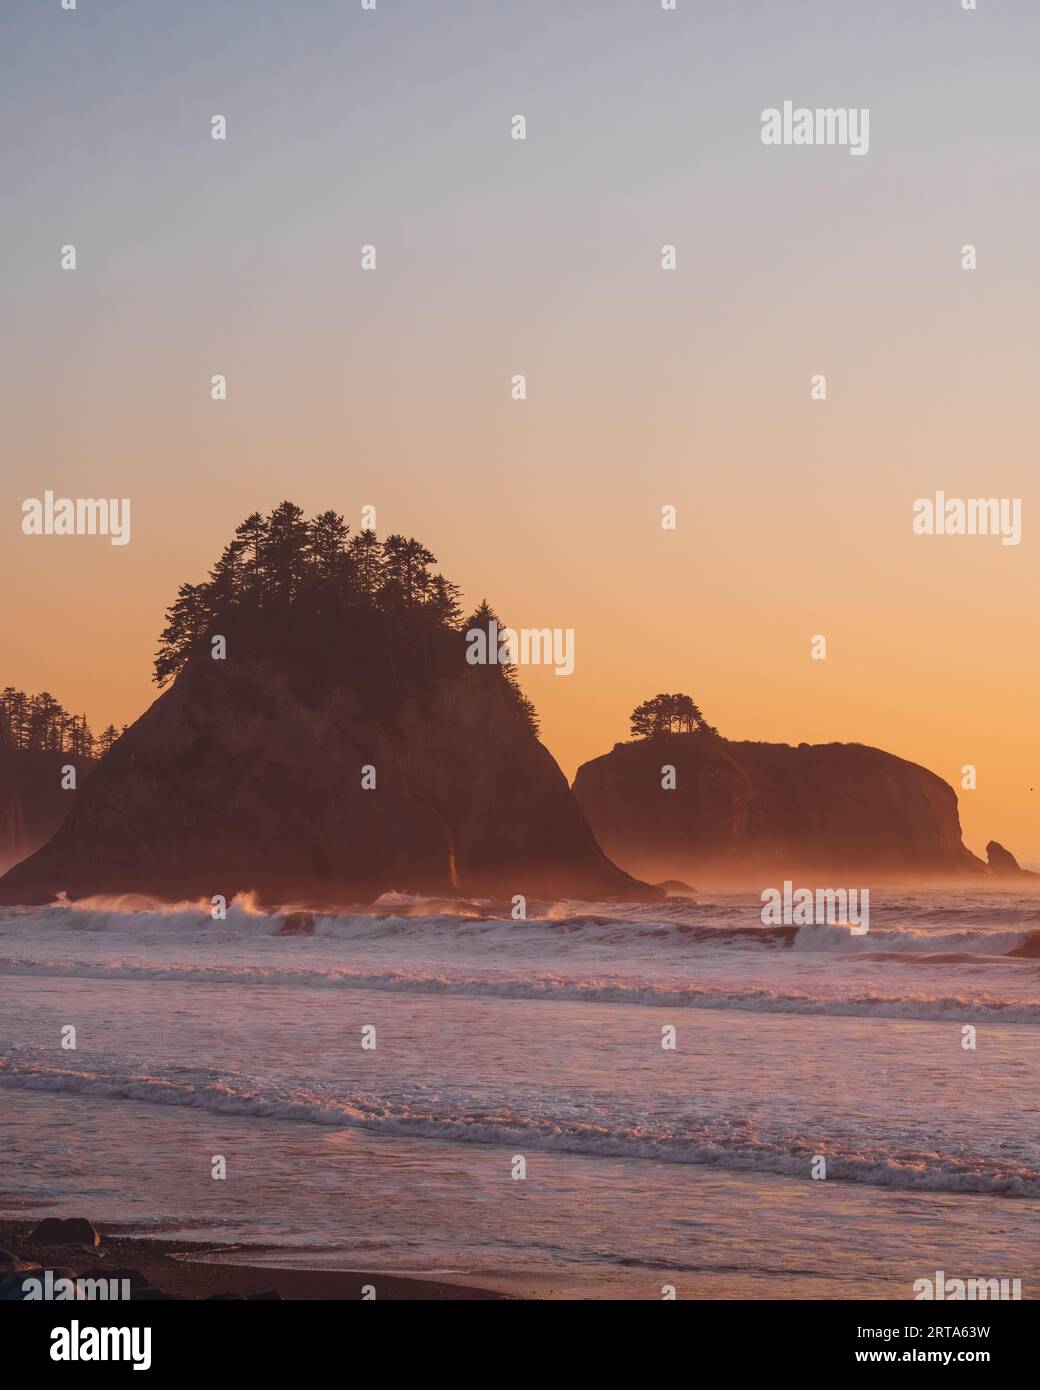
0,688 -> 121,758
154,502 -> 539,732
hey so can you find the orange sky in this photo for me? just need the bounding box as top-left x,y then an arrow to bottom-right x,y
3,0 -> 1037,863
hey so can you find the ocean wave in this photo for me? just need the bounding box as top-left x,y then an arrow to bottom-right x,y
3,898 -> 1039,959
790,923 -> 1040,956
0,955 -> 1037,1022
2,1059 -> 1036,1197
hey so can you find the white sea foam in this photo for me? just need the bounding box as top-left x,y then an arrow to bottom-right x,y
0,954 -> 1037,1023
2,1057 -> 1037,1197
2,886 -> 1038,1248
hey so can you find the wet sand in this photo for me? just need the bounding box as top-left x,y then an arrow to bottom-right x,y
0,1218 -> 513,1301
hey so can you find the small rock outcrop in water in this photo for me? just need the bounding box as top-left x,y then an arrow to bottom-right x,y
654,878 -> 697,895
275,911 -> 316,935
986,841 -> 1039,879
573,735 -> 988,880
0,504 -> 658,907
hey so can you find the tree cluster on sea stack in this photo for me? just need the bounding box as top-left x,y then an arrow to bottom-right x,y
153,502 -> 539,734
628,692 -> 719,739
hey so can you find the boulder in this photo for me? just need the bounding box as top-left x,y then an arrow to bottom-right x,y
28,1217 -> 101,1248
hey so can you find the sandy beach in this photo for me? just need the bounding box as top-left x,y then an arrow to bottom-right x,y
0,1218 -> 512,1301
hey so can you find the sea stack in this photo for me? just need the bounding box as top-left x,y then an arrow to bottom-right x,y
0,622 -> 658,907
985,841 -> 1038,880
573,735 -> 987,882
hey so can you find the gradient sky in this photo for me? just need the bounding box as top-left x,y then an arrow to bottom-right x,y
2,0 -> 1037,862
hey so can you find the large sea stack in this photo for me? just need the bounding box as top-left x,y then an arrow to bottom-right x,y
573,734 -> 989,882
0,594 -> 657,907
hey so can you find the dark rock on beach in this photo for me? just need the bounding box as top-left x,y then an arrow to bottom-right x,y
28,1217 -> 101,1248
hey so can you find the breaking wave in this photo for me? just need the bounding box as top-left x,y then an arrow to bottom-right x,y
1,899 -> 1038,959
0,954 -> 1036,1022
2,1057 -> 1036,1197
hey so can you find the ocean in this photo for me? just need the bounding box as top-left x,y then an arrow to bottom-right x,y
1,889 -> 1038,1298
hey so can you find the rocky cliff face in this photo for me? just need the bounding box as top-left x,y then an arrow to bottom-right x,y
572,736 -> 987,881
0,751 -> 95,876
0,629 -> 656,906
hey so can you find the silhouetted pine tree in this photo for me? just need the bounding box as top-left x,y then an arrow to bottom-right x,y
154,582 -> 212,687
207,540 -> 246,610
97,724 -> 119,755
306,511 -> 352,599
426,574 -> 464,627
347,529 -> 382,599
234,511 -> 268,605
462,600 -> 540,735
265,501 -> 310,607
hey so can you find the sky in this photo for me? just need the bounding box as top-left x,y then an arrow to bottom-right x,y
2,0 -> 1037,861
